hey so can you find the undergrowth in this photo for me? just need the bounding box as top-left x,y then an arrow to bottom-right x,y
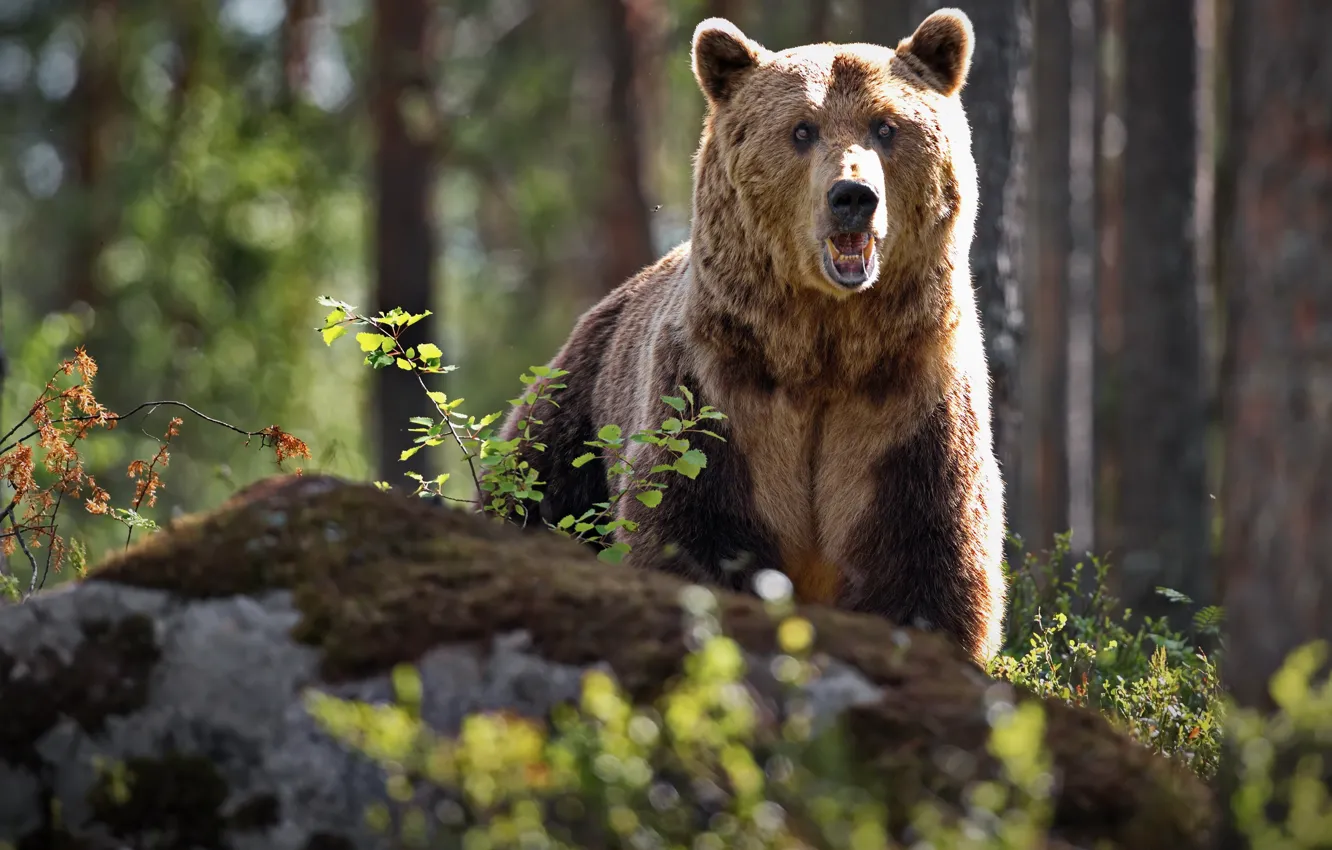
315,295 -> 1314,848
992,532 -> 1226,779
2,300 -> 1328,848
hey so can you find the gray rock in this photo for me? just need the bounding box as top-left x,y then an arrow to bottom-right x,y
0,475 -> 1214,850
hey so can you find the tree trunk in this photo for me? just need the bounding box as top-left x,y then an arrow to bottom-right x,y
598,0 -> 657,296
909,0 -> 1029,541
1021,0 -> 1071,555
1097,0 -> 1207,621
371,0 -> 438,483
281,0 -> 317,107
1093,0 -> 1125,589
860,0 -> 915,47
805,0 -> 833,43
65,0 -> 118,309
706,0 -> 744,26
1218,0 -> 1332,713
1066,0 -> 1098,556
755,0 -> 803,47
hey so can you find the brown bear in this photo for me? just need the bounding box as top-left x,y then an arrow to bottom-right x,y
489,9 -> 1006,665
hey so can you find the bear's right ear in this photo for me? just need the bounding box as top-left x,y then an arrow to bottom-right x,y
898,8 -> 974,97
692,18 -> 764,106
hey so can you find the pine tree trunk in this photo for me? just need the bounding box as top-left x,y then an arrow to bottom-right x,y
1218,0 -> 1332,713
598,0 -> 657,296
281,0 -> 317,107
860,0 -> 915,47
1021,0 -> 1072,556
371,0 -> 438,482
1097,0 -> 1207,622
66,0 -> 119,309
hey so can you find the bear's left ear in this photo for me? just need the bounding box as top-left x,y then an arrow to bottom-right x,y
898,8 -> 974,96
692,17 -> 765,106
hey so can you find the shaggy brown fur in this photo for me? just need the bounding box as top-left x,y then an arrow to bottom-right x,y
491,9 -> 1006,664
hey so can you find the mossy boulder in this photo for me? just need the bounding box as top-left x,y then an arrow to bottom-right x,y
0,474 -> 1215,849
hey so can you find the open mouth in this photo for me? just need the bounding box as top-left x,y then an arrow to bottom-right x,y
821,232 -> 877,289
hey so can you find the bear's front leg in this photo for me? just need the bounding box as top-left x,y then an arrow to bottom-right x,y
835,392 -> 1007,666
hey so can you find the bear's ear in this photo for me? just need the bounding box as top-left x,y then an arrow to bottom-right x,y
692,17 -> 765,106
897,8 -> 974,96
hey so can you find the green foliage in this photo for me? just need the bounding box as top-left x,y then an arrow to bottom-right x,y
307,580 -> 1061,849
1226,641 -> 1332,849
990,532 -> 1225,778
320,297 -> 727,566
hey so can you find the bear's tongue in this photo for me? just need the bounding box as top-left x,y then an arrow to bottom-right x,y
831,232 -> 871,254
827,232 -> 872,278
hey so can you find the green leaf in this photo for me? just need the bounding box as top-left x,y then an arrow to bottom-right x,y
598,542 -> 632,564
322,324 -> 347,345
636,490 -> 663,508
597,424 -> 623,442
395,358 -> 414,370
661,395 -> 687,412
399,445 -> 422,461
680,386 -> 695,406
380,336 -> 396,352
571,453 -> 597,468
557,515 -> 576,530
356,333 -> 387,352
417,343 -> 443,360
673,449 -> 708,480
661,418 -> 683,433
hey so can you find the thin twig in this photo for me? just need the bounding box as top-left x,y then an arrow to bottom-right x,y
0,399 -> 269,457
38,486 -> 64,594
0,409 -> 36,450
414,372 -> 483,495
9,512 -> 38,596
124,423 -> 174,551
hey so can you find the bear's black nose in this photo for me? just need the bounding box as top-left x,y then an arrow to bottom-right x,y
827,180 -> 879,231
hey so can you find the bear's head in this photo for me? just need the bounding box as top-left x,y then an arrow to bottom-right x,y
690,9 -> 977,299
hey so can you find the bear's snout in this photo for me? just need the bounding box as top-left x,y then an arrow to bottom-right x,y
827,179 -> 880,232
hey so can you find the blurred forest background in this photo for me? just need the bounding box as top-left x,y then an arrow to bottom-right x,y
1,0 -> 1328,706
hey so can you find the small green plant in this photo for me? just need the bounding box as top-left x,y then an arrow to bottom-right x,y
1226,640 -> 1332,850
317,297 -> 727,565
549,386 -> 727,563
990,532 -> 1225,778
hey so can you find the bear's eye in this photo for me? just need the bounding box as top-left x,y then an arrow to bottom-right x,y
792,121 -> 818,148
873,119 -> 897,147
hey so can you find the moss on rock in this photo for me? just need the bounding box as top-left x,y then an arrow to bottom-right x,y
87,474 -> 1216,849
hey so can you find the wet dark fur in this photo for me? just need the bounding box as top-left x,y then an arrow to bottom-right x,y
489,9 -> 1006,664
